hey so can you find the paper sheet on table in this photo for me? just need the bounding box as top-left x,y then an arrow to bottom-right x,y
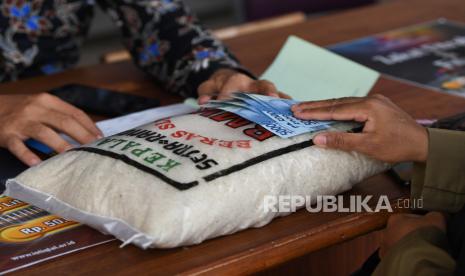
97,103 -> 195,137
260,36 -> 380,101
63,103 -> 195,147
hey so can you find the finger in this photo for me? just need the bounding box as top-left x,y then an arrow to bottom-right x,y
424,212 -> 447,231
42,110 -> 100,145
217,75 -> 252,99
292,97 -> 363,112
387,213 -> 412,225
278,91 -> 292,99
39,94 -> 102,137
198,95 -> 212,105
293,102 -> 370,122
6,138 -> 41,167
27,124 -> 73,154
198,80 -> 218,104
313,132 -> 367,152
254,80 -> 279,98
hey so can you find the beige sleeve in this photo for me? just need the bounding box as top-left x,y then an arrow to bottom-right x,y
411,128 -> 465,212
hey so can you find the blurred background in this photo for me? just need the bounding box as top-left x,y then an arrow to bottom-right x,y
81,0 -> 383,66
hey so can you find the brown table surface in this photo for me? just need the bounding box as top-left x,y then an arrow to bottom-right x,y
2,0 -> 465,274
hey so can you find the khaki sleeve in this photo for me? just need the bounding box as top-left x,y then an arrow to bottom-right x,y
412,128 -> 465,212
373,227 -> 455,276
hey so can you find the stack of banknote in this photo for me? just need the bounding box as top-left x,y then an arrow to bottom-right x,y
201,93 -> 333,138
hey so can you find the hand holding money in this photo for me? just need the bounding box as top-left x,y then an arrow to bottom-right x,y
292,95 -> 429,163
197,69 -> 291,104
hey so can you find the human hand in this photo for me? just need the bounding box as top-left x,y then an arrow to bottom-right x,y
379,212 -> 447,258
0,93 -> 102,166
197,68 -> 291,104
292,95 -> 429,163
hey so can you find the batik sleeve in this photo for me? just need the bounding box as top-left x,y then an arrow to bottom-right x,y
97,0 -> 253,98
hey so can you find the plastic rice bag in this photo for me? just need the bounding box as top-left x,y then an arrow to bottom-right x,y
6,109 -> 387,249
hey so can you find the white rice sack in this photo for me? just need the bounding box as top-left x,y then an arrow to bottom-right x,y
5,109 -> 387,249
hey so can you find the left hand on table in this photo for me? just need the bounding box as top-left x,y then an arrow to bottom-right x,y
379,212 -> 447,258
197,69 -> 290,104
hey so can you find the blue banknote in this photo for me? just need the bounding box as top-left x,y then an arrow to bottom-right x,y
201,93 -> 334,138
233,93 -> 333,132
209,103 -> 297,138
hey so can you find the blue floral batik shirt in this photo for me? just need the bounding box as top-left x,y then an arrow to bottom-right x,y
0,0 -> 249,97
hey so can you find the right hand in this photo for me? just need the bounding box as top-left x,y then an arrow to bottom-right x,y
0,93 -> 102,166
292,95 -> 429,163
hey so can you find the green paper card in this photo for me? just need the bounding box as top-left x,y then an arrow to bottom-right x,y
261,36 -> 380,101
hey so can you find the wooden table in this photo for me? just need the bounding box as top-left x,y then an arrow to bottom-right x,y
2,0 -> 465,274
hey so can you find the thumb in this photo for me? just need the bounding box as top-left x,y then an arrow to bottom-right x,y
313,132 -> 365,152
197,80 -> 217,104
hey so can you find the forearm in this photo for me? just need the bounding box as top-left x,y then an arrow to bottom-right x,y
97,0 -> 252,98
